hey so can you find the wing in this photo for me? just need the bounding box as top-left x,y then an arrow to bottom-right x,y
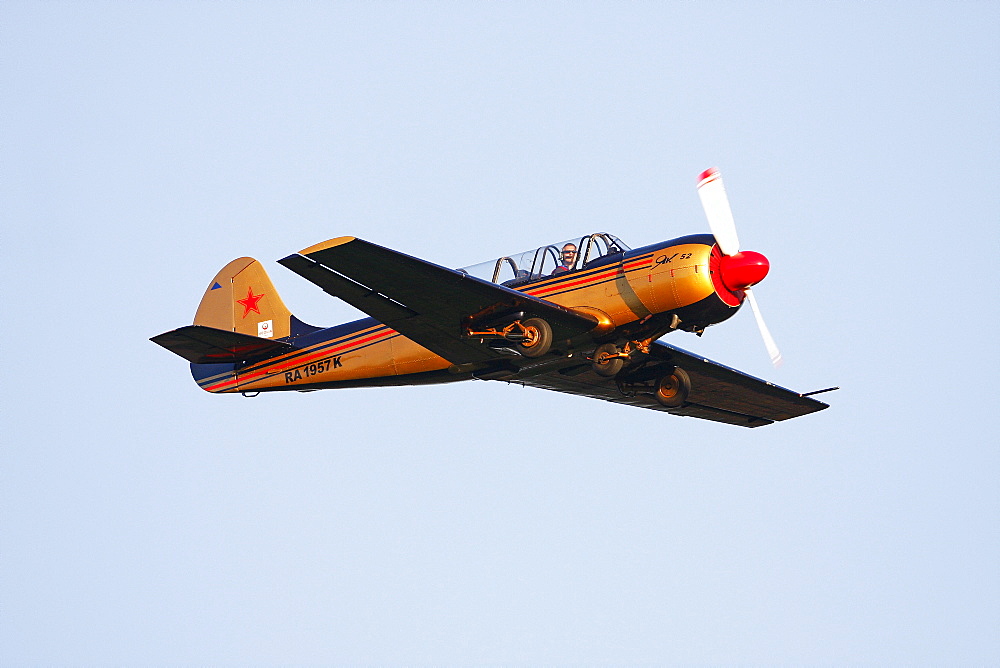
278,237 -> 599,365
517,340 -> 829,428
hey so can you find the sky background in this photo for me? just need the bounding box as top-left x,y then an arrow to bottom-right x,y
3,2 -> 998,664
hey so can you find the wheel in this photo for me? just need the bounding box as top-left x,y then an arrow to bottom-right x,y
592,343 -> 624,377
655,367 -> 691,408
517,317 -> 553,358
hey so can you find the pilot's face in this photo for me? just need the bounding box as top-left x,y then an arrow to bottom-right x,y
562,245 -> 577,264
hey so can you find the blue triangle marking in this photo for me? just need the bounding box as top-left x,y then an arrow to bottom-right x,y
210,282 -> 222,290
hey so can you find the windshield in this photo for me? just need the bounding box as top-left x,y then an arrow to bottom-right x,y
458,233 -> 629,287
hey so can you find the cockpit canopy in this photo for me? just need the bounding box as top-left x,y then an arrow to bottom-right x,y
459,233 -> 630,288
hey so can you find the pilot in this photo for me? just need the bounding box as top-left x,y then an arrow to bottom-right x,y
551,243 -> 577,274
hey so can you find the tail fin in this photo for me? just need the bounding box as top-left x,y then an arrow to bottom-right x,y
194,257 -> 294,339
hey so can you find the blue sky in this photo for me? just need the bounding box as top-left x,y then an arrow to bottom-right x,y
3,2 -> 998,664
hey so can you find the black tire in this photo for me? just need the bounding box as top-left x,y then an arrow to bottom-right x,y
592,343 -> 624,377
517,318 -> 553,358
655,367 -> 691,408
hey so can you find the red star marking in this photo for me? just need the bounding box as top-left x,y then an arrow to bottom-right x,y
236,286 -> 264,318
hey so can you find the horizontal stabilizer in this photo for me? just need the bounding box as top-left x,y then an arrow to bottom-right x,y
151,325 -> 295,364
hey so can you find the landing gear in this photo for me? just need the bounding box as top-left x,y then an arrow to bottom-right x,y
517,317 -> 553,358
589,335 -> 657,378
654,368 -> 691,408
615,365 -> 692,408
591,343 -> 625,377
465,314 -> 553,358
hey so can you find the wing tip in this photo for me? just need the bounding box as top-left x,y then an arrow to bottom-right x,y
299,236 -> 357,256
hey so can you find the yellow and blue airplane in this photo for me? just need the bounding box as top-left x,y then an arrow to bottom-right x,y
152,169 -> 832,427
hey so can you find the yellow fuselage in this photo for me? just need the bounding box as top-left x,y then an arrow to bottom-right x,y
194,236 -> 735,394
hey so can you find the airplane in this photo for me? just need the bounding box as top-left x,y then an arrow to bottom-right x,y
152,168 -> 833,428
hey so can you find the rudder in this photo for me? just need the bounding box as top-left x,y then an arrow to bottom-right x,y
194,257 -> 294,339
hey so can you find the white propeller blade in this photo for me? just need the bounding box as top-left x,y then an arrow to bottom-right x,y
745,288 -> 783,367
697,167 -> 741,256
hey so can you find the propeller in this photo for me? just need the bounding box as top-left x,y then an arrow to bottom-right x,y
744,289 -> 783,367
696,168 -> 740,255
696,168 -> 783,367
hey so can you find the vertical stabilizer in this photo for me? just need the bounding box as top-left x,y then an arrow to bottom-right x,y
193,257 -> 294,339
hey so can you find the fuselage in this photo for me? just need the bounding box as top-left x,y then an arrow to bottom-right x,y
192,234 -> 745,393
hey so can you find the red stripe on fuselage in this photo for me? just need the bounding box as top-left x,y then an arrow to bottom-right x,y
205,327 -> 397,392
525,256 -> 652,297
197,323 -> 391,388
